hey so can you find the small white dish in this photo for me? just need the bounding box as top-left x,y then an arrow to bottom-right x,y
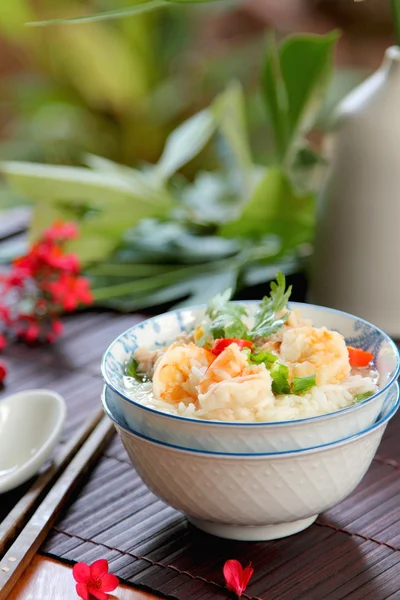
0,389 -> 66,494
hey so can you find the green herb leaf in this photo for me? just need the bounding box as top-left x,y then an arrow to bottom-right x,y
292,375 -> 316,395
250,350 -> 278,365
270,362 -> 291,395
206,288 -> 249,340
354,391 -> 374,402
250,271 -> 292,339
125,358 -> 148,382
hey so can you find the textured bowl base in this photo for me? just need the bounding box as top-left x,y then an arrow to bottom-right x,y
188,515 -> 318,541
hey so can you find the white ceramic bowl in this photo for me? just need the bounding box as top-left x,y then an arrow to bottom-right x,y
102,302 -> 400,453
102,381 -> 399,541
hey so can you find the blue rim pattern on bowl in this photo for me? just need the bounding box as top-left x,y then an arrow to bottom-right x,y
102,382 -> 400,458
101,301 -> 400,428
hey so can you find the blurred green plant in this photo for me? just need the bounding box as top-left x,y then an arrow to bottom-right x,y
29,0 -> 225,26
0,0 -> 239,171
2,31 -> 339,311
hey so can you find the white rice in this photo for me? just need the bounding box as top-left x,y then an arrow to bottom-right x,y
123,372 -> 378,423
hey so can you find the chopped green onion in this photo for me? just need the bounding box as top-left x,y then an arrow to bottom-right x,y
354,391 -> 374,402
270,362 -> 291,395
250,350 -> 278,365
242,347 -> 252,359
292,375 -> 316,395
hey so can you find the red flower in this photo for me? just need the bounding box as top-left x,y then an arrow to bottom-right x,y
0,334 -> 7,350
223,560 -> 254,598
73,559 -> 118,600
0,220 -> 92,345
49,273 -> 93,311
44,220 -> 78,242
24,323 -> 41,342
0,360 -> 7,383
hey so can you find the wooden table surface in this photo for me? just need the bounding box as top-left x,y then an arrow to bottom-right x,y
9,557 -> 158,600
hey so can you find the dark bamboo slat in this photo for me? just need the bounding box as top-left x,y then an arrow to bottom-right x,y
0,408 -> 104,556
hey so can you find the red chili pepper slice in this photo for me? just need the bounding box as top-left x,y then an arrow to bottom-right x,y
211,338 -> 253,356
347,346 -> 374,367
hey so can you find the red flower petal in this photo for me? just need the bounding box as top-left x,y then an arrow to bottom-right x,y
223,559 -> 253,597
88,589 -> 108,600
73,562 -> 90,583
75,583 -> 89,600
223,560 -> 243,595
99,573 -> 119,592
242,563 -> 254,589
90,559 -> 109,580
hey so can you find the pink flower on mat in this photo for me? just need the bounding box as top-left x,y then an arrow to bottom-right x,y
73,559 -> 119,600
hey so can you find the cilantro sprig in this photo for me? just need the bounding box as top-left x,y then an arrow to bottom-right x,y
205,288 -> 249,340
204,272 -> 292,344
249,272 -> 292,339
125,358 -> 148,382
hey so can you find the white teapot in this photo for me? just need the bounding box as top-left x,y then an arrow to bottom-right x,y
309,46 -> 400,336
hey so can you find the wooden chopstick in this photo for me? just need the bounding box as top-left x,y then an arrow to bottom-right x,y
0,408 -> 104,557
0,416 -> 115,599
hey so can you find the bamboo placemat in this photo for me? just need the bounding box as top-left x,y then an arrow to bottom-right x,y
0,215 -> 399,598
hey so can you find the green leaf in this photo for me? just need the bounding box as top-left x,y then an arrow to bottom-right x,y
242,257 -> 301,288
122,219 -> 239,263
262,31 -> 339,160
206,289 -> 249,340
173,269 -> 239,308
220,167 -> 315,247
0,0 -> 35,39
156,109 -> 216,181
212,82 -> 253,194
180,171 -> 243,226
270,362 -> 291,395
262,32 -> 289,161
1,161 -> 172,264
84,154 -> 172,206
292,375 -> 316,395
45,19 -> 150,111
250,271 -> 292,339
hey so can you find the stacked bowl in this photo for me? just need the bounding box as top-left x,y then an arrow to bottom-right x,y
102,302 -> 400,541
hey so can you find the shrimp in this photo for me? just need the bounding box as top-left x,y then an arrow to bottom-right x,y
198,344 -> 248,395
197,344 -> 275,421
152,343 -> 215,404
280,326 -> 351,385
